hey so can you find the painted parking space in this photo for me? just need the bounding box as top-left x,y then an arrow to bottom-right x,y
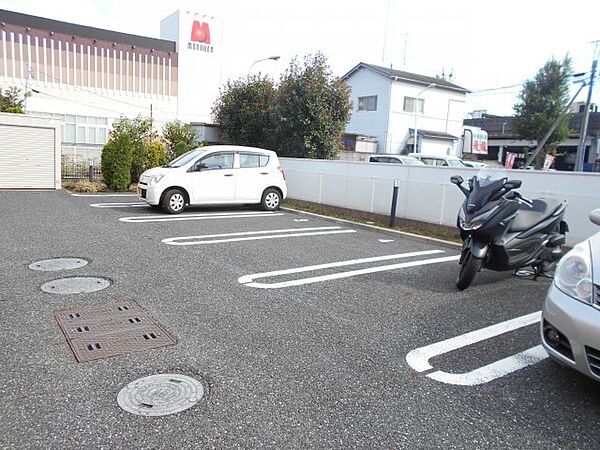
119,211 -> 285,223
162,226 -> 356,246
406,311 -> 547,386
70,193 -> 139,197
238,250 -> 459,289
91,202 -> 149,208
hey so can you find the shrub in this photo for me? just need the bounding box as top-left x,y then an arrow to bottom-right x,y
101,134 -> 133,191
163,120 -> 197,160
62,181 -> 107,192
145,141 -> 166,169
172,141 -> 190,160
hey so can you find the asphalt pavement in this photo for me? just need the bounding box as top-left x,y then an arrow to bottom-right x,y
1,190 -> 599,449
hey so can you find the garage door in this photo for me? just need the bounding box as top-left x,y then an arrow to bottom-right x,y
0,125 -> 56,189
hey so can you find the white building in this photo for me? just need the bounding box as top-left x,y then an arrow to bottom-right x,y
341,63 -> 470,157
0,8 -> 222,165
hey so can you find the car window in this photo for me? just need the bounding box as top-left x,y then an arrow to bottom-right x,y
167,149 -> 204,167
420,158 -> 436,166
239,152 -> 270,168
401,157 -> 424,165
197,153 -> 234,171
446,159 -> 464,167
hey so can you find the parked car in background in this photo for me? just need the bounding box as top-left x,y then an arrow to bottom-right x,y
461,160 -> 488,168
541,209 -> 600,381
138,146 -> 287,214
368,155 -> 425,165
408,153 -> 467,167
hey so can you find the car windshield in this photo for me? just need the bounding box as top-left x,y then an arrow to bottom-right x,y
166,149 -> 205,168
447,159 -> 466,167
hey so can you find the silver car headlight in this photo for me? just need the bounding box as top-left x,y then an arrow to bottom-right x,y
554,242 -> 593,304
148,174 -> 165,185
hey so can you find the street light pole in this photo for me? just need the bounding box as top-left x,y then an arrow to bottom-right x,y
413,83 -> 436,153
248,56 -> 281,76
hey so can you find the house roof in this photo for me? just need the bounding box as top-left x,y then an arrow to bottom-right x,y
410,129 -> 458,140
341,62 -> 470,93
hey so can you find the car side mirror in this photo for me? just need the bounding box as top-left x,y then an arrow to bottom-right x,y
590,209 -> 600,226
504,180 -> 522,190
450,175 -> 464,185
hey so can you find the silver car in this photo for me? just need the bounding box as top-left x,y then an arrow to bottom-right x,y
541,209 -> 600,380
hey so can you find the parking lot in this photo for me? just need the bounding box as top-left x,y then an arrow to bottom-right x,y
2,190 -> 600,449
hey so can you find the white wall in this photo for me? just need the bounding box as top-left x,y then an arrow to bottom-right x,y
280,157 -> 600,246
344,68 -> 391,153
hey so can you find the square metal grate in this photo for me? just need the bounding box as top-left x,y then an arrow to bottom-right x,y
54,300 -> 176,363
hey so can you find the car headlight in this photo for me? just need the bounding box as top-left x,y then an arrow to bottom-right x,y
148,174 -> 165,185
554,242 -> 593,304
459,218 -> 482,231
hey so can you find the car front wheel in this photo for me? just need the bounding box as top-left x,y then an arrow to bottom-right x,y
261,188 -> 281,211
163,188 -> 186,214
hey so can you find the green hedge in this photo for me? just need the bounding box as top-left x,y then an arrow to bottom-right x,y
101,134 -> 133,191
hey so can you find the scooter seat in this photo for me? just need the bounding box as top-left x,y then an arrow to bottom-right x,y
509,198 -> 562,232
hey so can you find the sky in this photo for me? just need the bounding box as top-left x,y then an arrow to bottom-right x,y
2,0 -> 599,116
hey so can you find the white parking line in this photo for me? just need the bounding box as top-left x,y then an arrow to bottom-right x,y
238,250 -> 456,289
294,219 -> 309,222
405,311 -> 547,386
91,202 -> 148,208
71,193 -> 139,197
119,211 -> 284,223
163,226 -> 356,245
378,239 -> 394,243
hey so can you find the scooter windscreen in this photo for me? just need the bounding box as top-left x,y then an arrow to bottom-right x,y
466,170 -> 507,213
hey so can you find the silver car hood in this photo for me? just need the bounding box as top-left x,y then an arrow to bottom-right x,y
590,231 -> 600,285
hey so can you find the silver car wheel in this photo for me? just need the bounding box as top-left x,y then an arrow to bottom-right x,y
265,192 -> 280,209
170,193 -> 184,211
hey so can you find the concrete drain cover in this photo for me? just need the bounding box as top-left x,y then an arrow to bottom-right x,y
117,374 -> 204,416
54,300 -> 176,362
29,258 -> 88,271
41,276 -> 110,294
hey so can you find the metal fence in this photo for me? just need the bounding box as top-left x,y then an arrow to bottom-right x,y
61,144 -> 103,180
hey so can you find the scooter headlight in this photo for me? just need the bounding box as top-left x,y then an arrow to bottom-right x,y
554,242 -> 593,304
459,218 -> 482,231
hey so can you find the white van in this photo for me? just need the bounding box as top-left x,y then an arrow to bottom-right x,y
408,153 -> 466,168
138,146 -> 287,214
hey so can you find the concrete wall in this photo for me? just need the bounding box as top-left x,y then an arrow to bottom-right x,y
280,157 -> 600,245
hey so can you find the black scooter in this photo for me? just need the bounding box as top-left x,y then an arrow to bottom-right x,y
450,174 -> 568,290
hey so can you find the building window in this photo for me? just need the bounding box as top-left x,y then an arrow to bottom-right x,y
358,95 -> 377,111
403,97 -> 425,114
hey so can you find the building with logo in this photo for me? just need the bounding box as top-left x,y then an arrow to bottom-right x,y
0,9 -> 222,166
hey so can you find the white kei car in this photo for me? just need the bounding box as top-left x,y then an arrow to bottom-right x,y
138,146 -> 287,214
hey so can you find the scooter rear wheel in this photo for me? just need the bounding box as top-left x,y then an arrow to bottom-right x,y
456,251 -> 483,290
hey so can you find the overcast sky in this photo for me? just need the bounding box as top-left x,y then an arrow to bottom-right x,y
2,0 -> 599,116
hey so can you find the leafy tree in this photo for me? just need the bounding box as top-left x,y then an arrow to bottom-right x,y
0,86 -> 30,113
110,115 -> 155,182
211,75 -> 277,149
513,56 -> 572,166
162,120 -> 198,160
274,53 -> 352,159
101,134 -> 132,191
146,141 -> 166,169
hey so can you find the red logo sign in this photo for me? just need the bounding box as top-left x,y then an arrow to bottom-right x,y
191,21 -> 210,44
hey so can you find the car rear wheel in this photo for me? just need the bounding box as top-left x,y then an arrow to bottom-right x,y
261,188 -> 281,211
163,188 -> 186,214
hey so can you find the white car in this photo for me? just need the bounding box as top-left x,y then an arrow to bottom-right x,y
407,153 -> 466,168
368,155 -> 425,165
138,146 -> 287,214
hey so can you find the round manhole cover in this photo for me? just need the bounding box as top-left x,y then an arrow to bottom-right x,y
40,277 -> 111,294
29,258 -> 88,272
117,374 -> 204,416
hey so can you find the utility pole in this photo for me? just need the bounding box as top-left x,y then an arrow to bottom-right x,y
574,41 -> 600,172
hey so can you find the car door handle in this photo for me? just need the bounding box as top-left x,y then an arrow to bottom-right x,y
224,174 -> 234,177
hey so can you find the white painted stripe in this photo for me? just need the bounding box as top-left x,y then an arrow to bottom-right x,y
90,202 -> 148,208
163,227 -> 356,245
294,218 -> 308,222
378,239 -> 395,243
120,212 -> 284,223
239,251 -> 455,289
426,345 -> 548,386
405,311 -> 546,386
71,193 -> 139,197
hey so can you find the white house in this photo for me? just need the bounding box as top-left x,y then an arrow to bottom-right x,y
341,63 -> 470,157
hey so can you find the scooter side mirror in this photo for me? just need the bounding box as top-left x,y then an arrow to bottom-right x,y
450,175 -> 464,185
504,180 -> 522,190
590,209 -> 600,226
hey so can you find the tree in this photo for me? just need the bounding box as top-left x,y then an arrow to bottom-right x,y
513,56 -> 572,166
101,134 -> 133,191
110,115 -> 155,182
274,53 -> 352,159
162,120 -> 198,160
211,75 -> 277,149
0,86 -> 30,113
146,141 -> 166,169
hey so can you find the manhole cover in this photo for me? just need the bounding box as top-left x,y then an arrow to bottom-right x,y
29,258 -> 88,271
41,277 -> 110,294
117,374 -> 204,416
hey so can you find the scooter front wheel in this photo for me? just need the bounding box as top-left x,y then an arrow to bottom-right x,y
456,251 -> 483,290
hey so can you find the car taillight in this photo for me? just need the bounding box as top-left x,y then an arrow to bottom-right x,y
277,165 -> 286,180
